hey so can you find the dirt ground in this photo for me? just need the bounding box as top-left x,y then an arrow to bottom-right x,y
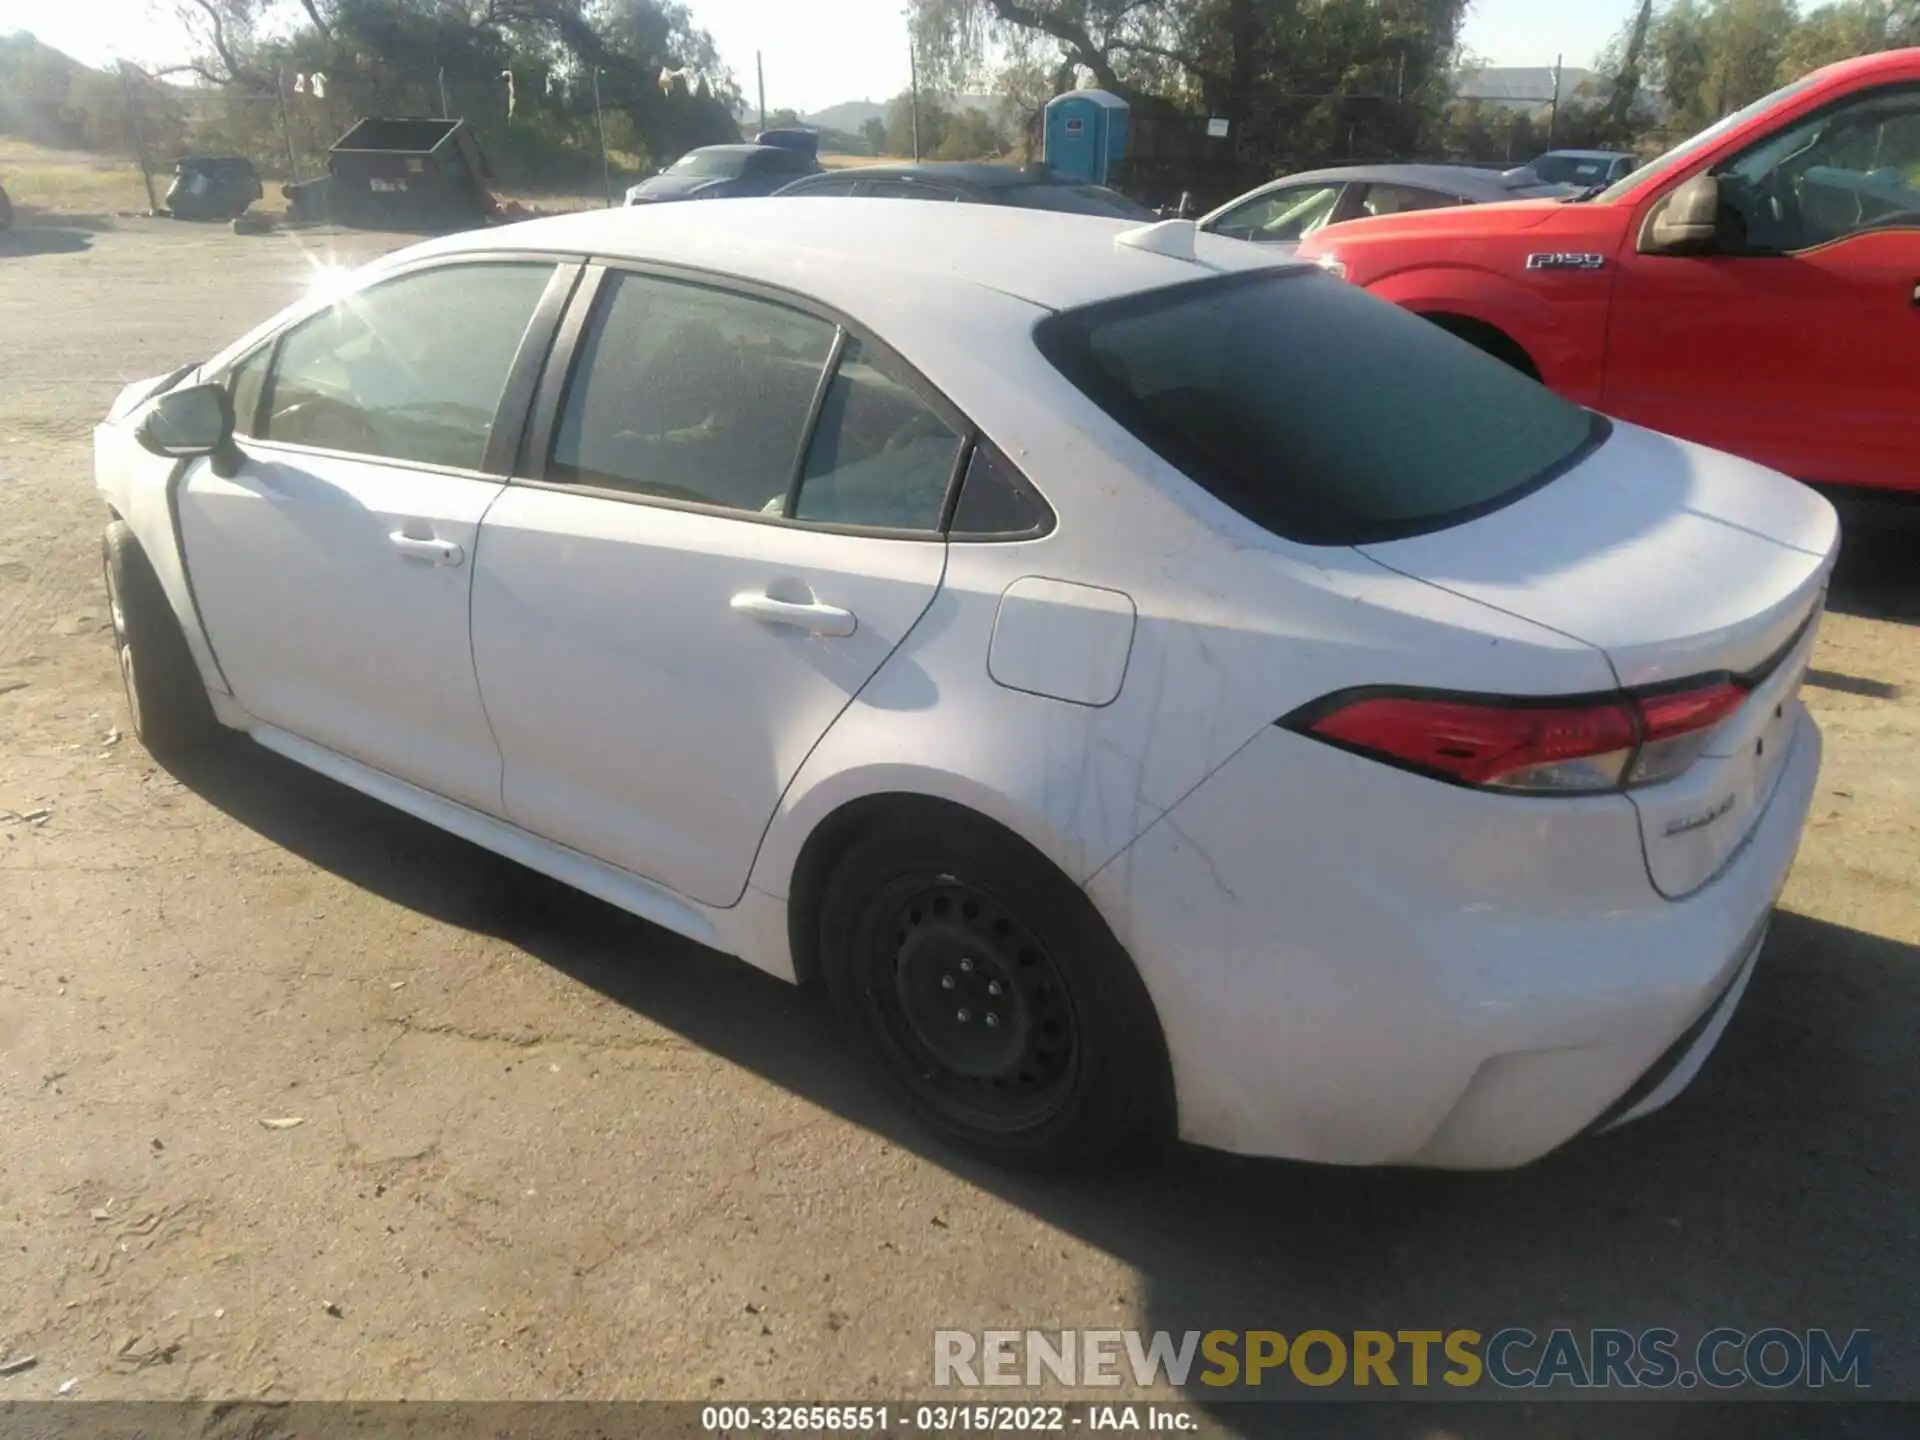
1,213 -> 1917,1433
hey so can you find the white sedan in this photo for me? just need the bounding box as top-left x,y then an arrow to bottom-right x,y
94,201 -> 1835,1170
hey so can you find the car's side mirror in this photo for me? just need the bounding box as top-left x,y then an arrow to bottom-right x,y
134,382 -> 241,477
1641,172 -> 1722,255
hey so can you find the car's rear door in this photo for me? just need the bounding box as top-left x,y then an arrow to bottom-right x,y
179,257 -> 574,814
469,265 -> 964,907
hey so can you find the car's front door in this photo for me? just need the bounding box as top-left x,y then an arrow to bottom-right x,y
470,267 -> 964,906
1605,83 -> 1920,490
179,259 -> 571,813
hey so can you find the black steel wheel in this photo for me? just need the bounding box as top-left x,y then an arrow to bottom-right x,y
818,807 -> 1173,1169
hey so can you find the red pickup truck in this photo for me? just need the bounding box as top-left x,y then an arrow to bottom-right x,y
1295,48 -> 1920,495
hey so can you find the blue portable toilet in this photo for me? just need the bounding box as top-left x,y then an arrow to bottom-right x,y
1043,89 -> 1130,184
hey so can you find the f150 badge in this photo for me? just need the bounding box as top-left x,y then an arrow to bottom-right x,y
1525,252 -> 1608,271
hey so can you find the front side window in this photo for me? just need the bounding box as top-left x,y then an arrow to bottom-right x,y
257,262 -> 554,470
792,339 -> 963,529
1715,84 -> 1920,251
226,346 -> 270,437
548,272 -> 836,512
1036,270 -> 1601,546
1209,184 -> 1343,243
1596,72 -> 1825,203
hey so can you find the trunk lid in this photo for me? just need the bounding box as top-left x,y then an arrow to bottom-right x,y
1357,421 -> 1838,897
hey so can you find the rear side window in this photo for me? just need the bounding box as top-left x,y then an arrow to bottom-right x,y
1035,271 -> 1603,545
793,339 -> 963,530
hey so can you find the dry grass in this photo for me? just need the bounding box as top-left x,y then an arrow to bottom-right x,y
0,137 -> 155,217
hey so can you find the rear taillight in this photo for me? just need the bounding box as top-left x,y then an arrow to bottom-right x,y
1628,681 -> 1747,785
1292,680 -> 1749,795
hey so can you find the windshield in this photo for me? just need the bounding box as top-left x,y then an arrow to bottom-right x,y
1595,73 -> 1825,202
1530,154 -> 1620,186
667,150 -> 747,179
1006,182 -> 1157,219
1036,270 -> 1602,546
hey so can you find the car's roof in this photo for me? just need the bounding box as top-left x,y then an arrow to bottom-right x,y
1199,163 -> 1564,224
1536,149 -> 1633,161
684,143 -> 779,157
1225,162 -> 1555,204
416,200 -> 1292,315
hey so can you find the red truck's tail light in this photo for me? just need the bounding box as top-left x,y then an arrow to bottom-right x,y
1289,679 -> 1750,795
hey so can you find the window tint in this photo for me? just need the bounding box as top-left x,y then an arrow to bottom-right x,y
1035,271 -> 1601,546
950,442 -> 1054,538
865,180 -> 966,201
790,177 -> 861,196
1359,183 -> 1459,217
793,339 -> 962,529
226,346 -> 270,437
1209,184 -> 1343,243
1597,72 -> 1824,202
1716,84 -> 1920,251
668,150 -> 748,178
258,262 -> 552,470
549,272 -> 835,512
1004,183 -> 1156,219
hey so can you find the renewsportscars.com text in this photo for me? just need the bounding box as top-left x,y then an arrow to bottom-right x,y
933,1328 -> 1872,1393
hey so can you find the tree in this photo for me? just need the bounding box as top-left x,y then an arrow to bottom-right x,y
143,0 -> 740,181
1650,0 -> 1797,132
907,0 -> 1473,173
884,89 -> 953,156
934,105 -> 1009,158
859,115 -> 889,152
1779,0 -> 1918,77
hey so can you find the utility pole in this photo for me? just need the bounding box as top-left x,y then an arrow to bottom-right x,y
908,27 -> 921,161
438,66 -> 450,118
756,51 -> 767,132
592,67 -> 612,208
1547,53 -> 1563,148
117,61 -> 160,213
276,68 -> 301,184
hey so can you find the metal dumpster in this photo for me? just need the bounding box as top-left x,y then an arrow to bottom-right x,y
288,117 -> 495,231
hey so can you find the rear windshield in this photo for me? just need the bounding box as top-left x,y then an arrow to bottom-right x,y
669,150 -> 747,178
1006,182 -> 1157,219
1035,270 -> 1604,545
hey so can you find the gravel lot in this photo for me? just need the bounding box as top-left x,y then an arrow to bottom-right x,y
1,214 -> 1917,1434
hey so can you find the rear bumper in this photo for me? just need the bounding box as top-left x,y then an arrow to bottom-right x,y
1086,708 -> 1822,1168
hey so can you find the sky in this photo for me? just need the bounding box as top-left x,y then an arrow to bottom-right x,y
0,0 -> 1632,116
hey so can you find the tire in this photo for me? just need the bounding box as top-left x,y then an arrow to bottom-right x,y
102,520 -> 218,757
817,811 -> 1175,1170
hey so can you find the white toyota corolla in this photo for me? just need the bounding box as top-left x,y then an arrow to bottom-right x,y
94,201 -> 1835,1170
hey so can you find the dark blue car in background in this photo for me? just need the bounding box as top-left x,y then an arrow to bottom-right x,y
623,141 -> 818,206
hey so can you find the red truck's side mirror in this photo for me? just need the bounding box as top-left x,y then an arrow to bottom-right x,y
1640,173 -> 1723,256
